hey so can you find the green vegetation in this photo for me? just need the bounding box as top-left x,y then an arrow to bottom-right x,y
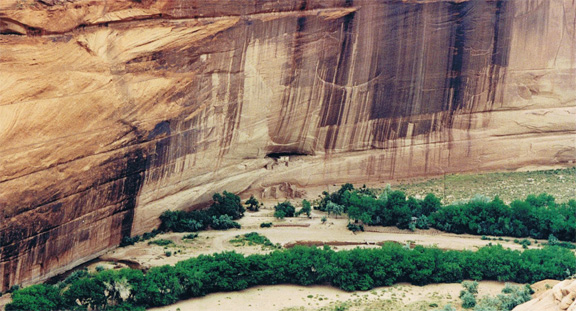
159,191 -> 244,232
512,239 -> 532,249
210,214 -> 241,230
547,234 -> 576,249
245,195 -> 260,212
148,239 -> 174,246
6,284 -> 65,311
7,243 -> 575,310
182,233 -> 198,241
120,229 -> 161,247
316,184 -> 576,242
260,222 -> 273,228
395,167 -> 576,204
274,201 -> 296,219
459,281 -> 478,309
296,199 -> 312,218
229,232 -> 279,250
459,282 -> 533,311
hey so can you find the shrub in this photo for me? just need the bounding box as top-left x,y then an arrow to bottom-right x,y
245,195 -> 260,212
165,251 -> 172,257
462,281 -> 479,294
148,239 -> 174,246
160,191 -> 244,233
182,233 -> 199,240
211,215 -> 241,230
296,200 -> 312,218
461,291 -> 476,308
274,201 -> 296,219
230,232 -> 278,250
62,269 -> 89,286
346,223 -> 364,232
260,222 -> 273,228
142,229 -> 161,240
120,235 -> 141,247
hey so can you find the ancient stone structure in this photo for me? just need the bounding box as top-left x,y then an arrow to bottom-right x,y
1,0 -> 575,291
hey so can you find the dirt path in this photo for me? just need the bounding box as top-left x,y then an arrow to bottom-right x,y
102,207 -> 546,271
148,281 -> 515,311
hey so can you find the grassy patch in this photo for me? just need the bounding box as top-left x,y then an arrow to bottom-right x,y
229,232 -> 280,250
395,167 -> 576,204
148,239 -> 174,246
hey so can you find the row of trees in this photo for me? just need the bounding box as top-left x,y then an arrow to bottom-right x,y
159,191 -> 245,232
7,244 -> 575,310
317,184 -> 576,242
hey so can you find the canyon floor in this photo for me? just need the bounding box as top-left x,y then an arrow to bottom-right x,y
3,167 -> 574,311
100,207 -> 558,311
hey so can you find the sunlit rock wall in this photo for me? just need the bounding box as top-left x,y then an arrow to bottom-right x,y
0,0 -> 575,291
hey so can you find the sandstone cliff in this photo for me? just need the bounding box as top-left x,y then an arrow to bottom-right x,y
513,279 -> 576,311
1,0 -> 575,291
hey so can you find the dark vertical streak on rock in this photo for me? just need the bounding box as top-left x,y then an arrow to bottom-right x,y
319,11 -> 356,128
487,0 -> 512,107
118,149 -> 146,239
447,2 -> 466,116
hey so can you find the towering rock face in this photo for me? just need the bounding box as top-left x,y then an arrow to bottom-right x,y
0,0 -> 575,291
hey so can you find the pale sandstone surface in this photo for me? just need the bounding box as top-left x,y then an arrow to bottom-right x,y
513,279 -> 576,311
1,0 -> 575,291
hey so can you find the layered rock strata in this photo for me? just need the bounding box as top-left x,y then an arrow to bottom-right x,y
1,0 -> 575,291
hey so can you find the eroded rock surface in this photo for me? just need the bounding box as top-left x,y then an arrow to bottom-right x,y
1,0 -> 575,291
513,279 -> 576,311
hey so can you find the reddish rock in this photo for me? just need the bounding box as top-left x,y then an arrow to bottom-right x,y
0,0 -> 575,291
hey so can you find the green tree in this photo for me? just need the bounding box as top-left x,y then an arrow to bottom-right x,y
297,200 -> 312,218
6,284 -> 64,311
64,277 -> 106,309
211,191 -> 245,220
245,195 -> 260,212
274,201 -> 296,219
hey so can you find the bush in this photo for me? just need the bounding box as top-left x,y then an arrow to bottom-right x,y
296,200 -> 312,218
165,251 -> 172,257
211,215 -> 241,230
260,222 -> 273,228
462,281 -> 479,294
182,233 -> 199,240
274,201 -> 296,219
159,191 -> 244,233
245,195 -> 260,212
120,235 -> 141,247
230,232 -> 278,250
62,269 -> 89,287
461,291 -> 477,308
347,223 -> 364,232
142,229 -> 161,240
148,239 -> 174,246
